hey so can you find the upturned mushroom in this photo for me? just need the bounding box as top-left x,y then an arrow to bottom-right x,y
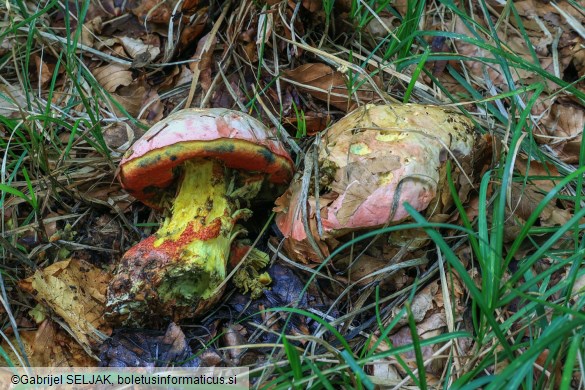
274,104 -> 477,262
106,108 -> 294,324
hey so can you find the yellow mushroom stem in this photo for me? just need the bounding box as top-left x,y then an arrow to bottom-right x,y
155,158 -> 239,302
107,158 -> 269,323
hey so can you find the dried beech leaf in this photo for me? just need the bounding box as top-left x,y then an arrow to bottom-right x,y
454,18 -> 532,86
92,63 -> 132,92
380,280 -> 457,378
32,55 -> 52,87
256,11 -> 273,45
571,271 -> 585,300
191,32 -> 217,94
130,0 -> 172,23
283,111 -> 331,135
103,122 -> 136,151
0,324 -> 94,367
532,96 -> 585,163
409,281 -> 439,323
0,83 -> 27,117
178,7 -> 208,54
19,259 -> 112,357
112,85 -> 146,117
302,0 -> 321,12
80,16 -> 102,47
365,14 -> 394,38
118,36 -> 160,63
141,89 -> 165,124
282,63 -> 379,111
32,321 -> 96,366
369,361 -> 401,385
331,161 -> 400,225
509,182 -> 572,226
515,156 -> 561,192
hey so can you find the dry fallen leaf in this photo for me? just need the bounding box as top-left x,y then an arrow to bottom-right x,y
283,111 -> 330,136
19,259 -> 112,358
118,36 -> 160,64
509,182 -> 572,227
0,322 -> 95,367
191,32 -> 218,96
368,360 -> 401,386
32,320 -> 96,366
140,88 -> 164,124
0,82 -> 27,117
379,279 -> 461,381
32,54 -> 52,87
515,155 -> 561,192
302,0 -> 321,12
112,84 -> 147,117
80,16 -> 102,47
102,122 -> 136,152
453,18 -> 533,87
282,63 -> 380,111
177,7 -> 208,55
92,63 -> 133,92
571,271 -> 585,301
130,0 -> 173,23
532,95 -> 585,164
365,13 -> 395,39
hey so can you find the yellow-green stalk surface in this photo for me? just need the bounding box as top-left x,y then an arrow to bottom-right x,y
107,159 -> 250,324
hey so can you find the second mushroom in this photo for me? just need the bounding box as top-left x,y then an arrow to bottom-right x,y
106,108 -> 294,325
275,104 -> 478,262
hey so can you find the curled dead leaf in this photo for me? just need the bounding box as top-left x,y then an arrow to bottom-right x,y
454,18 -> 532,87
365,13 -> 395,39
283,111 -> 331,136
32,55 -> 52,88
515,156 -> 561,192
80,16 -> 102,47
130,0 -> 173,23
92,63 -> 133,92
532,94 -> 585,163
103,122 -> 136,152
302,0 -> 321,12
118,36 -> 160,64
509,182 -> 572,227
282,63 -> 381,111
191,32 -> 217,95
178,7 -> 208,54
112,84 -> 147,117
140,88 -> 164,124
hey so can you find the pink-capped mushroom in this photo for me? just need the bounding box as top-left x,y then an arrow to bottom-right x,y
275,104 -> 476,262
106,108 -> 293,325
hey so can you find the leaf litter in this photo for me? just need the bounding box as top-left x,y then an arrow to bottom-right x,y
0,0 -> 583,386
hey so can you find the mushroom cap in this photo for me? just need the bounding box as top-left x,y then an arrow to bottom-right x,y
276,104 -> 476,242
119,108 -> 294,208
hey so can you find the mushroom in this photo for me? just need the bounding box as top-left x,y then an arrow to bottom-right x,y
106,108 -> 294,324
274,104 -> 477,262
